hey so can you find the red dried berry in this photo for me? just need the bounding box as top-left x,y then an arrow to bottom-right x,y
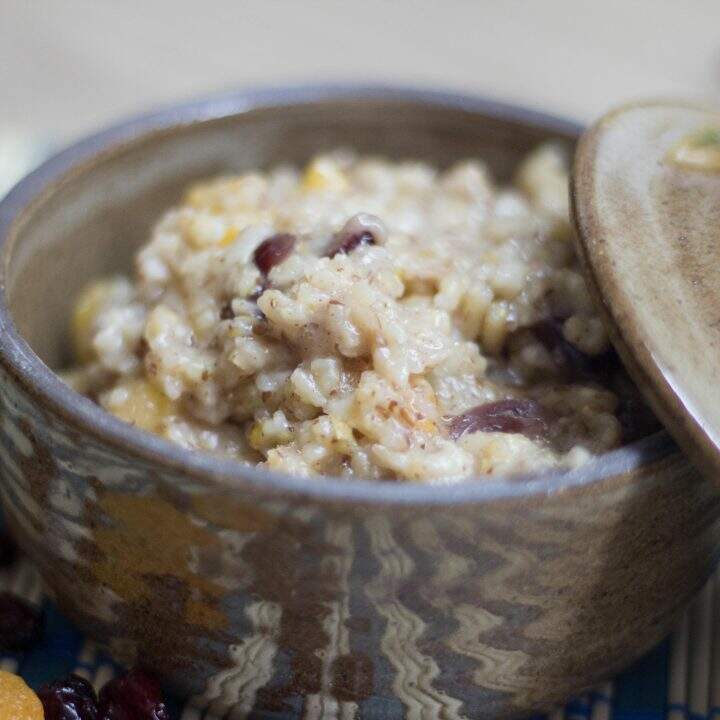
98,668 -> 169,720
326,230 -> 375,258
38,673 -> 99,720
325,213 -> 385,258
446,398 -> 547,440
0,531 -> 18,569
253,233 -> 296,275
0,592 -> 43,651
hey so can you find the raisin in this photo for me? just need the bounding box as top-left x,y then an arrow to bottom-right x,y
326,230 -> 375,258
97,668 -> 169,720
39,674 -> 98,720
446,398 -> 547,440
219,302 -> 234,320
253,233 -> 296,275
325,213 -> 385,258
0,593 -> 43,651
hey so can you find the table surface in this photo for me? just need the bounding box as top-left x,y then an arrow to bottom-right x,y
1,0 -> 719,143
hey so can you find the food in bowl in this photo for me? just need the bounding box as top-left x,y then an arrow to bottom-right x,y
63,145 -> 656,482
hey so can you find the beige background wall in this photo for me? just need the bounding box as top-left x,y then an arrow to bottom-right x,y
1,0 -> 719,144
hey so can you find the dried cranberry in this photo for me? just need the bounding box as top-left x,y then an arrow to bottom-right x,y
253,233 -> 296,275
39,674 -> 98,720
0,592 -> 43,650
326,230 -> 375,258
0,531 -> 18,568
98,668 -> 169,720
446,398 -> 547,440
325,213 -> 384,258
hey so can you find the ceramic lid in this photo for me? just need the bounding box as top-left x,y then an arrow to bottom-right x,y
572,101 -> 720,478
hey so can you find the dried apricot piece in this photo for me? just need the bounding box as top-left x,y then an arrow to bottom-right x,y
104,378 -> 177,433
72,279 -> 117,362
0,671 -> 44,720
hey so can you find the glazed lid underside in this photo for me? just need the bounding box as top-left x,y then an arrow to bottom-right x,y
572,101 -> 720,480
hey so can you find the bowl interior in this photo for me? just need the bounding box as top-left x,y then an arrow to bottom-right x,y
2,92 -> 579,368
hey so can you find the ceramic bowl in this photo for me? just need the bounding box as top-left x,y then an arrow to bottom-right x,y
0,86 -> 717,718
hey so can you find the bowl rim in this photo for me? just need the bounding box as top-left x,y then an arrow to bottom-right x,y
0,82 -> 676,505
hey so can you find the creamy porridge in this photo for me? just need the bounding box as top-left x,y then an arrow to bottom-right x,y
63,145 -> 657,482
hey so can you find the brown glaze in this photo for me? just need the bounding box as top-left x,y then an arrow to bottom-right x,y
0,87 -> 716,718
572,101 -> 720,480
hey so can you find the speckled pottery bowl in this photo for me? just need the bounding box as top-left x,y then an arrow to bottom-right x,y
0,86 -> 718,719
